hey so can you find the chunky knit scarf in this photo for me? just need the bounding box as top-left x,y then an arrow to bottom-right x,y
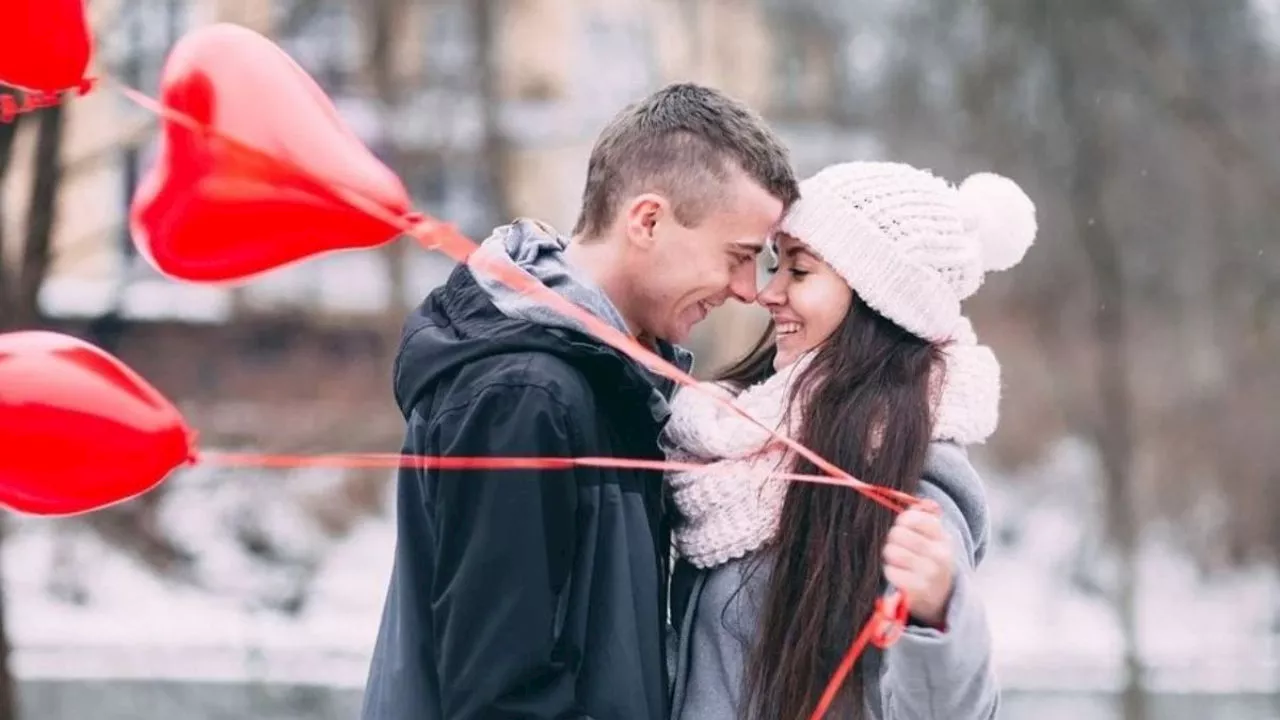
662,354 -> 814,569
664,326 -> 999,569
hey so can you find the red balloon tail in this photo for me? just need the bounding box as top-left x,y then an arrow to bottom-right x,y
0,79 -> 94,123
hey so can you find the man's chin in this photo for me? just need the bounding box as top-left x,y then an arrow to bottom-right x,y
670,309 -> 711,344
650,325 -> 686,347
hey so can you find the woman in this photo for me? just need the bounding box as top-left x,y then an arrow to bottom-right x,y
664,161 -> 1037,719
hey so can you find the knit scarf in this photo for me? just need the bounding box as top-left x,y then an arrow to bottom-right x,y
662,354 -> 814,569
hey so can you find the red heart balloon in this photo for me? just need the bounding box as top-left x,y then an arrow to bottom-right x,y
129,23 -> 413,283
0,331 -> 195,517
0,0 -> 92,92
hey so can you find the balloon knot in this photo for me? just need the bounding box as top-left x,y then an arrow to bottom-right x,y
185,429 -> 202,465
870,591 -> 910,649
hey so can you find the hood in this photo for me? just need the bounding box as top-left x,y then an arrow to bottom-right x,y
463,218 -> 692,422
921,441 -> 991,565
469,218 -> 634,342
393,261 -> 689,425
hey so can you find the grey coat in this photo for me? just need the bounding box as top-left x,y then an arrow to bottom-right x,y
668,443 -> 1000,719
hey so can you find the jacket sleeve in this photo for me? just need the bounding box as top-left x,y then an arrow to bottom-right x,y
424,382 -> 586,720
873,480 -> 1000,720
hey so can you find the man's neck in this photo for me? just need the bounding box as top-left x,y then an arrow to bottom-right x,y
564,235 -> 643,338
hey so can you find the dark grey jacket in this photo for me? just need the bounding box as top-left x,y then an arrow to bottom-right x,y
361,262 -> 683,720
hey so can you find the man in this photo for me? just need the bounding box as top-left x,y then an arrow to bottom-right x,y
361,82 -> 797,720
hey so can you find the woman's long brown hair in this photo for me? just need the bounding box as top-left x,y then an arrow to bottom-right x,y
716,301 -> 942,720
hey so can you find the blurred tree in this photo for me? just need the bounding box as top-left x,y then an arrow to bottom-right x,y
881,0 -> 1280,715
0,101 -> 64,332
0,74 -> 68,717
353,0 -> 411,321
471,0 -> 511,226
0,86 -> 68,720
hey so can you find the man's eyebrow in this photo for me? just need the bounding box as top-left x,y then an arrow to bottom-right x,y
732,239 -> 766,255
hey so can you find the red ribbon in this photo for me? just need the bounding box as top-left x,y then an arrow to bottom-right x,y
199,451 -> 910,512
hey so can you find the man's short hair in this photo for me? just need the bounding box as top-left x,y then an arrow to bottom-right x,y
572,83 -> 799,238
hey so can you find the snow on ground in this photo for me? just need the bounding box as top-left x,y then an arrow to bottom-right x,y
976,439 -> 1280,692
4,439 -> 1278,692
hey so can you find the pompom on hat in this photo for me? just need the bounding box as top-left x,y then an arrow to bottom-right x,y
959,172 -> 1038,274
777,161 -> 1037,444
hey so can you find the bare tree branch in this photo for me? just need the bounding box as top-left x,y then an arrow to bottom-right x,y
1111,2 -> 1280,202
276,0 -> 326,38
472,0 -> 512,223
0,91 -> 20,325
1017,2 -> 1150,716
14,104 -> 65,328
0,85 -> 23,720
0,535 -> 13,720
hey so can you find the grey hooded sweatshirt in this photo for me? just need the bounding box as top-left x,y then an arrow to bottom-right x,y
669,442 -> 1000,719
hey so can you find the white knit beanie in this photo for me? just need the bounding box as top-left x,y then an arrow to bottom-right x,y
778,161 -> 1037,444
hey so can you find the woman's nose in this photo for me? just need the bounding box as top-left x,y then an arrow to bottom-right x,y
756,273 -> 786,308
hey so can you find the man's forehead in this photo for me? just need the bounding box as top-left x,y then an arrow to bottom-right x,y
719,168 -> 786,224
765,230 -> 791,252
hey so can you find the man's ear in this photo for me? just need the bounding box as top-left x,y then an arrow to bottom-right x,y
622,193 -> 667,250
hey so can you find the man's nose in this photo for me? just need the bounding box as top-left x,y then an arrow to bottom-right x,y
728,265 -> 758,303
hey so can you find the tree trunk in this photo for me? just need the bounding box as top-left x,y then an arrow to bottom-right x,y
0,92 -> 20,325
1045,22 -> 1148,720
472,0 -> 511,224
0,94 -> 69,720
14,104 -> 64,329
0,95 -> 22,720
0,525 -> 15,720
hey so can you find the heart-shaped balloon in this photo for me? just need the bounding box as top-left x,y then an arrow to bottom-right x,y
130,23 -> 413,283
0,331 -> 195,516
0,0 -> 93,92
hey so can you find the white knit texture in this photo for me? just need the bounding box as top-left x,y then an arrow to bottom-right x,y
664,340 -> 999,569
779,161 -> 1037,341
958,173 -> 1038,273
662,356 -> 812,569
933,317 -> 1001,445
776,160 -> 1036,446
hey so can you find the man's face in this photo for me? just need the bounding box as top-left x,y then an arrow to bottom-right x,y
631,171 -> 785,344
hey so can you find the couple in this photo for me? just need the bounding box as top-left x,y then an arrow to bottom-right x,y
362,82 -> 1034,720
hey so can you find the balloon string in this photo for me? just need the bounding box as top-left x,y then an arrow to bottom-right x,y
196,451 -> 912,513
808,592 -> 910,720
105,74 -> 917,714
0,78 -> 96,123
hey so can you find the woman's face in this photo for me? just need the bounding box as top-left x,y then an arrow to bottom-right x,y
757,233 -> 853,370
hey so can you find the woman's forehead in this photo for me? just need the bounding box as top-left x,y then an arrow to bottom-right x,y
771,232 -> 813,258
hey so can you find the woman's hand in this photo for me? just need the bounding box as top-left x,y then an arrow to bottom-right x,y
882,504 -> 955,629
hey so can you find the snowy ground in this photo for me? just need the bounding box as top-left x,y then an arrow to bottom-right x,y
4,438 -> 1278,698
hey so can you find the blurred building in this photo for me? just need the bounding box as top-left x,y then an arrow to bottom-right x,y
2,0 -> 882,445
